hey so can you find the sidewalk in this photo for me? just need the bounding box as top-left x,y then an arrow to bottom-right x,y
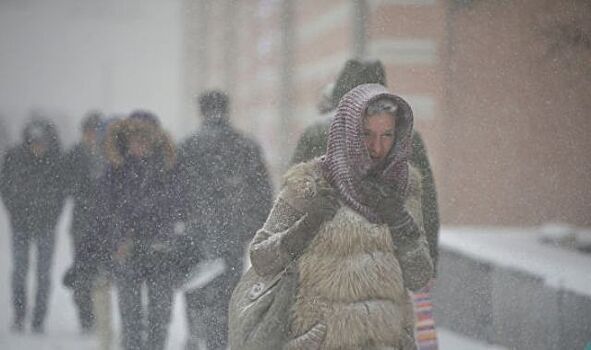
0,205 -> 507,350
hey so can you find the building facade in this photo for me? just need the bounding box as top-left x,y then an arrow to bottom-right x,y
181,0 -> 591,227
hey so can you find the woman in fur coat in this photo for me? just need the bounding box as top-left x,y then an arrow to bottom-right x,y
247,83 -> 433,349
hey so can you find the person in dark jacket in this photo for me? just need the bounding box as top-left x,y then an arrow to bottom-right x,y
0,118 -> 67,333
62,111 -> 104,332
73,116 -> 122,350
290,58 -> 441,349
100,111 -> 181,350
178,90 -> 273,350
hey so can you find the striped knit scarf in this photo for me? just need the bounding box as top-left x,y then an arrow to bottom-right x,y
320,83 -> 414,223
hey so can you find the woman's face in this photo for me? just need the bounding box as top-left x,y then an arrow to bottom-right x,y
362,112 -> 396,162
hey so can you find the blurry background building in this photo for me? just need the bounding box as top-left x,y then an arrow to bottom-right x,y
0,0 -> 184,143
0,0 -> 589,225
182,0 -> 591,227
1,1 -> 591,349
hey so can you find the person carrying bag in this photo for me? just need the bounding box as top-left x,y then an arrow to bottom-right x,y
229,163 -> 340,350
229,84 -> 433,350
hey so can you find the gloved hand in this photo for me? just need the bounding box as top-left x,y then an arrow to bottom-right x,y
361,177 -> 407,224
284,322 -> 327,350
301,183 -> 340,231
361,177 -> 420,246
281,184 -> 340,257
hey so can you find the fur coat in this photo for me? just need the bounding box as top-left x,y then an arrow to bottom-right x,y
248,159 -> 433,350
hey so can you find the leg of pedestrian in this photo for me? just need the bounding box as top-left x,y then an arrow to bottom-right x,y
32,230 -> 56,333
10,231 -> 30,332
93,272 -> 113,350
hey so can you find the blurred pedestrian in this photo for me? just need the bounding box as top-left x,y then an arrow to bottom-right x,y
178,90 -> 273,350
100,111 -> 180,350
79,116 -> 122,350
0,118 -> 67,333
232,84 -> 433,349
62,110 -> 104,333
290,58 -> 441,349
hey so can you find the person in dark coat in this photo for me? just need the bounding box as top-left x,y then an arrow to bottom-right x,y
100,111 -> 181,350
62,111 -> 104,332
0,118 -> 67,333
178,90 -> 273,350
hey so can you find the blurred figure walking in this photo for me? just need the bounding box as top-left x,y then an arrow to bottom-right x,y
178,90 -> 273,350
72,116 -> 122,350
62,111 -> 104,333
0,118 -> 67,333
100,111 -> 181,350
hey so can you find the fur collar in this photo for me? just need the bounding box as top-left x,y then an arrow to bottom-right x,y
103,118 -> 176,170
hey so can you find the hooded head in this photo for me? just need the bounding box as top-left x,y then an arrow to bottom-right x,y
80,110 -> 103,149
128,109 -> 161,127
320,83 -> 413,223
23,118 -> 61,157
103,115 -> 175,170
198,90 -> 229,126
330,58 -> 387,109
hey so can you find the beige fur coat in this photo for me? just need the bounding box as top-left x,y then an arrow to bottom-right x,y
248,159 -> 433,350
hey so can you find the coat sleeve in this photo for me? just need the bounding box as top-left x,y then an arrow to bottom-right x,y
62,146 -> 84,198
0,149 -> 17,210
249,163 -> 326,277
388,166 -> 434,292
410,131 -> 440,275
249,191 -> 306,277
48,153 -> 68,225
242,142 -> 274,244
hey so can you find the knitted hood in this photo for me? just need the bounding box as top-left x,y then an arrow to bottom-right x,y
320,83 -> 414,223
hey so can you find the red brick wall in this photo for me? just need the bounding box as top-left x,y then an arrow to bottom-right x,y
182,0 -> 590,226
441,0 -> 591,225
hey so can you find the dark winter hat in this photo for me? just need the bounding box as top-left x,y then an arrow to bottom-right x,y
331,58 -> 387,108
198,90 -> 229,118
128,109 -> 161,126
23,117 -> 61,153
81,110 -> 103,132
24,119 -> 51,143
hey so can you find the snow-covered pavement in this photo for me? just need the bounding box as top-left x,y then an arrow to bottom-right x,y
0,202 -> 504,350
0,201 -> 186,350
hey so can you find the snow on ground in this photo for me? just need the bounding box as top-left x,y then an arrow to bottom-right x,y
438,329 -> 507,350
0,202 -> 504,350
0,201 -> 186,350
440,226 -> 591,297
